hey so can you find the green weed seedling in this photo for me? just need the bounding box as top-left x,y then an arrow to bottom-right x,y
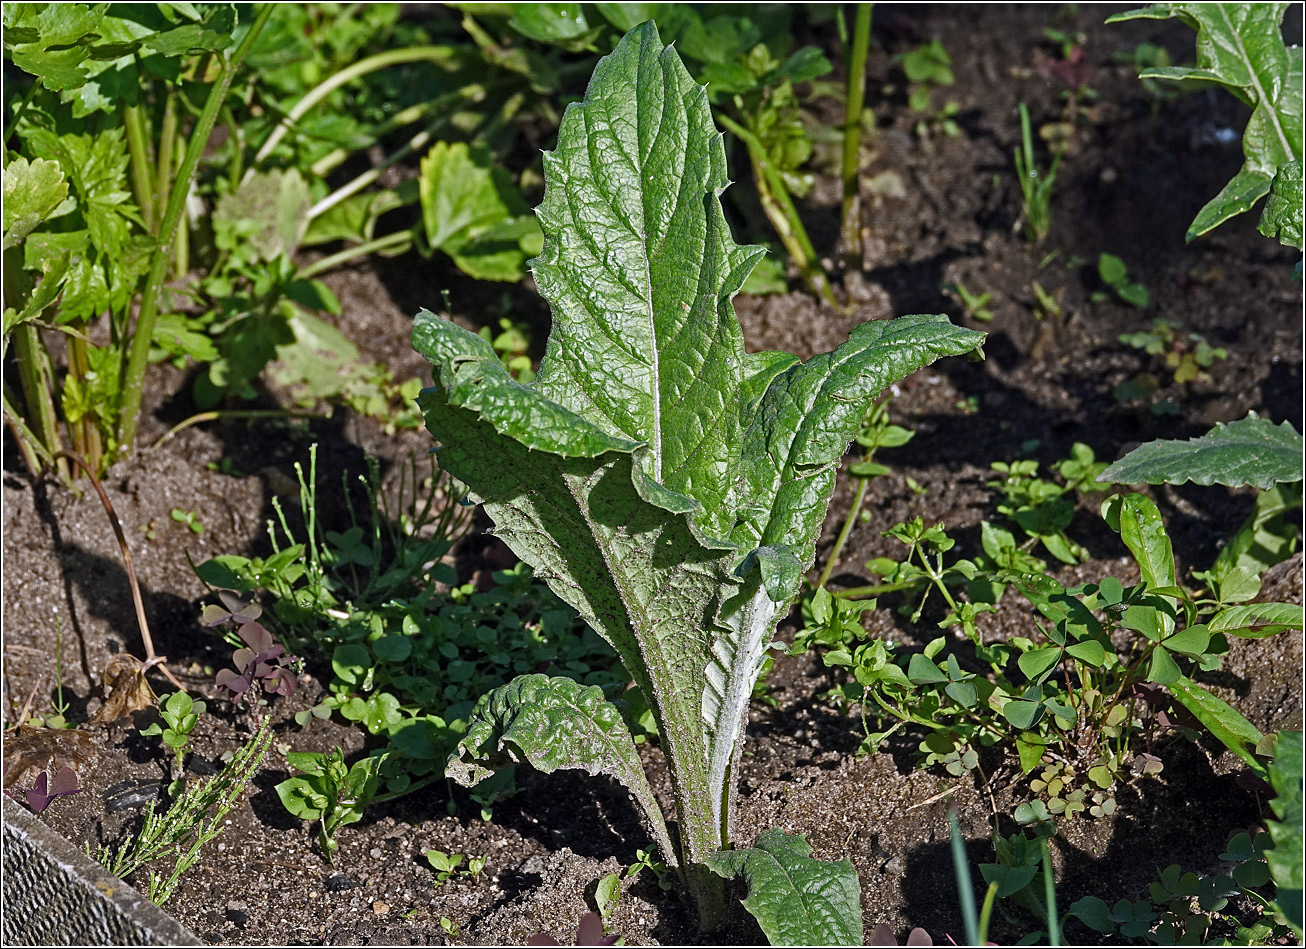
988,442 -> 1110,565
141,692 -> 206,776
26,619 -> 73,730
1013,103 -> 1062,243
595,871 -> 622,920
894,40 -> 961,139
425,849 -> 485,885
170,509 -> 205,535
197,446 -> 622,827
275,747 -> 384,863
627,846 -> 673,893
943,281 -> 995,323
817,398 -> 916,588
1092,253 -> 1149,307
801,479 -> 1302,820
1120,319 -> 1228,387
419,24 -> 984,939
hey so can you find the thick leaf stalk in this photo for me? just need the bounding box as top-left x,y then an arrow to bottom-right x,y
415,22 -> 984,930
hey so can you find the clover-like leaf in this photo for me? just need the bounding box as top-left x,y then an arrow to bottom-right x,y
704,829 -> 863,946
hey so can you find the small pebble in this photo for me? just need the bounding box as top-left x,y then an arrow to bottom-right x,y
373,901 -> 390,916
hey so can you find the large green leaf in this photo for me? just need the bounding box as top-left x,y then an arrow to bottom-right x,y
1107,4 -> 1303,241
1266,731 -> 1303,938
414,22 -> 983,877
2,156 -> 69,250
704,829 -> 863,946
1208,602 -> 1304,638
446,674 -> 675,863
1100,415 -> 1304,490
1103,493 -> 1176,636
1168,674 -> 1266,778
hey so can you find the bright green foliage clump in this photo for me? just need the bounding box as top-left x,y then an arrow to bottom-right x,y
414,22 -> 983,935
796,486 -> 1303,812
1108,3 -> 1304,246
275,747 -> 384,862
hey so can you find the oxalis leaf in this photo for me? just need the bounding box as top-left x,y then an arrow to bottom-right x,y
1099,414 -> 1304,490
1108,3 -> 1303,241
704,830 -> 863,946
415,21 -> 983,914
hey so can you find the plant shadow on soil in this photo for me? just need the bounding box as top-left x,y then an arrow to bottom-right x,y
3,3 -> 1303,946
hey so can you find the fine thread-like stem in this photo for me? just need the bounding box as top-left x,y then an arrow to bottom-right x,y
310,100 -> 438,177
117,4 -> 274,454
840,4 -> 873,267
717,111 -> 841,309
149,409 -> 326,450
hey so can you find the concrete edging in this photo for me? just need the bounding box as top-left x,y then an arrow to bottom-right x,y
2,795 -> 202,946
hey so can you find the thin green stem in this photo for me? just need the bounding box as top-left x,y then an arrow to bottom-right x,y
818,474 -> 870,590
250,46 -> 457,174
296,230 -> 412,280
977,880 -> 999,945
833,579 -> 921,599
1042,837 -> 1061,946
154,90 -> 179,234
149,408 -> 327,450
221,104 -> 245,185
122,103 -> 157,233
2,79 -> 40,154
716,111 -> 841,309
11,322 -> 66,478
2,384 -> 54,476
118,4 -> 274,454
950,811 -> 981,946
840,4 -> 873,266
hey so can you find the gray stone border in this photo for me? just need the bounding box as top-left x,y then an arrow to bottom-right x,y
2,795 -> 201,946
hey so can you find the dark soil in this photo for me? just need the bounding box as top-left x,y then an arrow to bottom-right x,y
3,4 -> 1302,946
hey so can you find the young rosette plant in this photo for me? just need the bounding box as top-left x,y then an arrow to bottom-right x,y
413,23 -> 984,938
